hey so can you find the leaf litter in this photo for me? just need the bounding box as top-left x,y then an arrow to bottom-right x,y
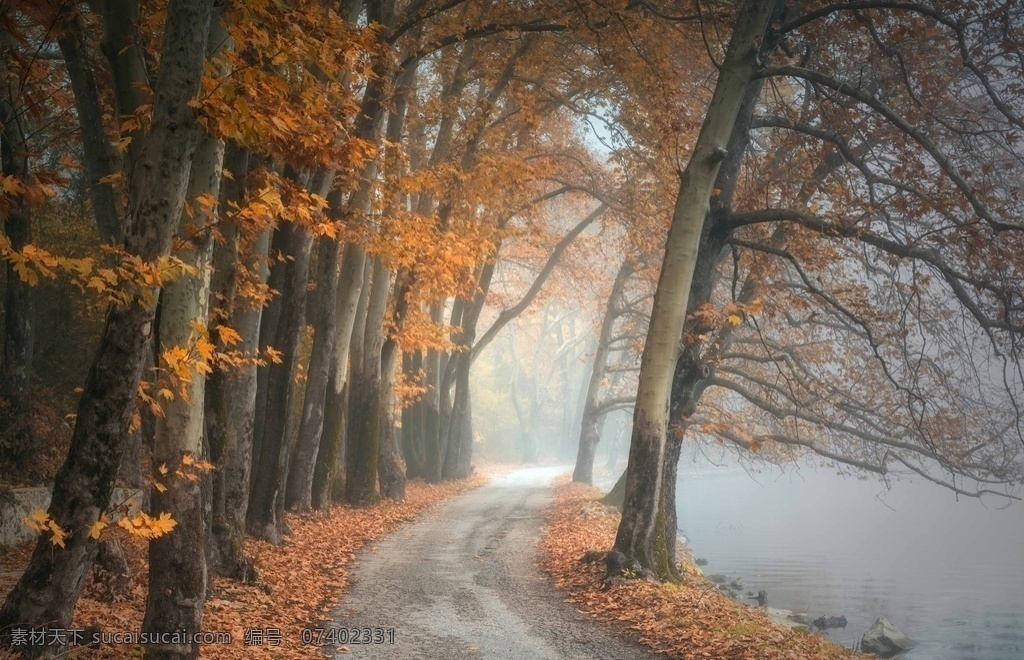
540,478 -> 868,659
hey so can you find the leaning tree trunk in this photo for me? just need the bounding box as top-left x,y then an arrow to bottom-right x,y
445,199 -> 610,476
142,95 -> 225,660
574,258 -> 633,483
654,36 -> 778,574
442,249 -> 505,480
610,0 -> 778,582
57,14 -> 122,244
0,0 -> 213,649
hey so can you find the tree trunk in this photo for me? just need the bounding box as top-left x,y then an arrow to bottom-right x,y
57,17 -> 122,244
422,304 -> 446,482
401,351 -> 426,478
378,337 -> 405,500
247,203 -> 316,541
286,218 -> 343,511
205,145 -> 265,580
610,0 -> 778,582
656,51 -> 775,576
0,0 -> 213,648
142,70 -> 226,657
0,74 -> 34,438
346,258 -> 390,506
311,241 -> 365,510
251,223 -> 287,469
601,469 -> 627,508
312,374 -> 346,510
442,258 -> 499,480
574,258 -> 633,484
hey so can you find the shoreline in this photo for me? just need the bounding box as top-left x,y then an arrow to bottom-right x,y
542,477 -> 868,658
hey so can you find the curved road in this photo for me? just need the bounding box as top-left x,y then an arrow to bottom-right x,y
326,466 -> 656,659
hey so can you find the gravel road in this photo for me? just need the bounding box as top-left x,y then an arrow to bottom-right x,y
326,466 -> 656,659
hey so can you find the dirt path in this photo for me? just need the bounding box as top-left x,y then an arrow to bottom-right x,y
326,466 -> 656,659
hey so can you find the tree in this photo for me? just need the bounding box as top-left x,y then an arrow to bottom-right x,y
0,0 -> 214,647
609,0 -> 1024,581
609,0 -> 780,581
573,257 -> 633,483
141,11 -> 229,656
0,39 -> 37,436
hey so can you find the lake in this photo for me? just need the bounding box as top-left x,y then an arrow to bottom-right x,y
672,458 -> 1024,659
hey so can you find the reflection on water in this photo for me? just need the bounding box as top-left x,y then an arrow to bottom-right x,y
673,462 -> 1024,659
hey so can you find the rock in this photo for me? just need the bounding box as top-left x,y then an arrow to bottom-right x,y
812,615 -> 848,630
765,608 -> 810,632
708,573 -> 728,584
746,589 -> 768,606
861,617 -> 917,657
728,577 -> 744,590
604,548 -> 640,578
695,557 -> 708,566
787,612 -> 814,626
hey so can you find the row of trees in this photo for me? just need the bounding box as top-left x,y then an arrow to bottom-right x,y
0,0 -> 624,656
0,0 -> 1021,657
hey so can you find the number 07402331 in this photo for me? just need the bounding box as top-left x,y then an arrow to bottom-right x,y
301,627 -> 396,645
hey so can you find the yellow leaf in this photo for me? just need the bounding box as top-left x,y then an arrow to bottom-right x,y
1,175 -> 25,196
154,482 -> 167,493
216,325 -> 242,347
47,520 -> 67,548
158,463 -> 169,475
89,520 -> 108,540
153,512 -> 177,535
727,314 -> 742,326
195,192 -> 218,210
22,509 -> 49,532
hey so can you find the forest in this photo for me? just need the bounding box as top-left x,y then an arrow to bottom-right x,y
0,0 -> 1021,657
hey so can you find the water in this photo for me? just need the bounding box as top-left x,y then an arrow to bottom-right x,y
674,462 -> 1024,659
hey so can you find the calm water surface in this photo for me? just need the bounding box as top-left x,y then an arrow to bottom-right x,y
673,462 -> 1024,659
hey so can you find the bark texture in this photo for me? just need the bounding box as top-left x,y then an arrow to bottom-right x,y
142,99 -> 224,660
205,145 -> 264,580
286,222 -> 342,511
311,241 -> 366,509
346,259 -> 390,506
247,213 -> 314,542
